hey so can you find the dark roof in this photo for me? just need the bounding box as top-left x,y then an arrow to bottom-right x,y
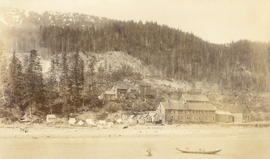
161,100 -> 216,111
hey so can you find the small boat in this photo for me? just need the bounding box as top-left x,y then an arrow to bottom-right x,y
145,148 -> 152,157
176,148 -> 222,155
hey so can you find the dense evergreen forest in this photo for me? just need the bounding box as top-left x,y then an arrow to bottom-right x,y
37,21 -> 270,91
3,17 -> 270,92
1,9 -> 269,92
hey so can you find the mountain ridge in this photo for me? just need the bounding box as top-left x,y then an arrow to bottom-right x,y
1,8 -> 270,92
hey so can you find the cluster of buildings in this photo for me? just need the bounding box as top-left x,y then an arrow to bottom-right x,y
156,90 -> 251,124
98,81 -> 156,102
99,81 -> 256,125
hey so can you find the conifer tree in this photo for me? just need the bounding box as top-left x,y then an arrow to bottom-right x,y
5,51 -> 24,110
59,51 -> 71,113
0,50 -> 8,104
45,57 -> 59,113
25,50 -> 44,115
69,51 -> 84,110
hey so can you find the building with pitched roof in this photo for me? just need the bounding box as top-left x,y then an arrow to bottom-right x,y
112,83 -> 129,100
138,82 -> 155,98
103,90 -> 117,101
156,93 -> 216,124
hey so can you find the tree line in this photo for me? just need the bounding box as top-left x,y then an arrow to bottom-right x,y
0,49 -> 101,117
37,21 -> 270,91
5,16 -> 270,91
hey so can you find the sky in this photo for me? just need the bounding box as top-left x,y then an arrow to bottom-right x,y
0,0 -> 269,44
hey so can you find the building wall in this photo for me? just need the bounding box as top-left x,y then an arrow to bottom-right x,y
233,113 -> 243,123
165,109 -> 216,124
243,113 -> 252,122
139,85 -> 151,96
216,114 -> 234,123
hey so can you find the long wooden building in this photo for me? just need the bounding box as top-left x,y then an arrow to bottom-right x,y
156,93 -> 216,124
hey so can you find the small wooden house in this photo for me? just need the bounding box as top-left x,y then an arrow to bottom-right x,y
232,111 -> 252,123
103,91 -> 117,101
98,90 -> 117,102
243,113 -> 252,122
139,82 -> 151,96
232,113 -> 243,123
215,111 -> 234,123
113,84 -> 128,100
138,82 -> 156,98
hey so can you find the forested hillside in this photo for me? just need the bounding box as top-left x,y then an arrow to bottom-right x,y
37,23 -> 270,91
1,8 -> 270,92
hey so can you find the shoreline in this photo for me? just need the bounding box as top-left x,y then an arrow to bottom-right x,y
0,123 -> 270,139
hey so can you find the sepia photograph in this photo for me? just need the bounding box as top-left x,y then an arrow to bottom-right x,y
0,0 -> 270,159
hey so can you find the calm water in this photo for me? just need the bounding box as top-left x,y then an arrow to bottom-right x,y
0,133 -> 270,159
0,126 -> 269,159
